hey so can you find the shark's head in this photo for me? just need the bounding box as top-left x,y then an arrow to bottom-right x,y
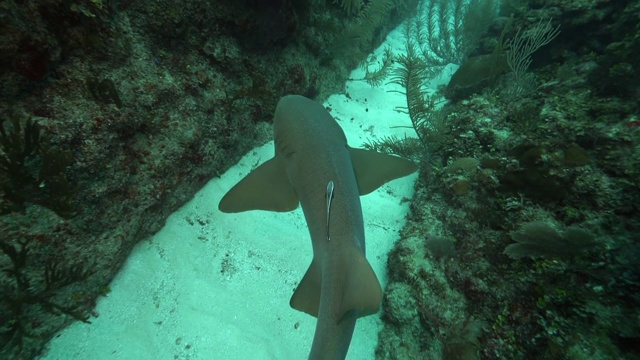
273,95 -> 347,160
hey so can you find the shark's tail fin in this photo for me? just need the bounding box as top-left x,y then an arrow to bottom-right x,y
290,249 -> 382,321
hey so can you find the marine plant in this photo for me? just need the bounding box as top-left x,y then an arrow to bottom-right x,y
331,0 -> 397,56
361,0 -> 497,159
502,18 -> 560,98
0,115 -> 75,217
0,238 -> 92,357
407,0 -> 497,75
334,0 -> 363,15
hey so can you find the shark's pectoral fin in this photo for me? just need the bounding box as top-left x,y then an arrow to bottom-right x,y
218,157 -> 299,213
290,260 -> 322,317
339,250 -> 382,321
348,147 -> 418,195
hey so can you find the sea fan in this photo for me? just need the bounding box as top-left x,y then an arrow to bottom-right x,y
334,0 -> 363,15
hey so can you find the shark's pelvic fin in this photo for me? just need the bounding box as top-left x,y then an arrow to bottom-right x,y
290,260 -> 322,317
218,157 -> 299,213
348,147 -> 418,195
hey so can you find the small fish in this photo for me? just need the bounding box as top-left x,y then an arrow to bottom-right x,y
326,180 -> 335,241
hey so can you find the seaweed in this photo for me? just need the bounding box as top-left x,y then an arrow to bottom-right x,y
331,0 -> 396,56
0,239 -> 92,357
359,46 -> 396,87
389,42 -> 432,146
389,39 -> 452,157
0,117 -> 40,184
334,0 -> 363,15
0,115 -> 75,218
409,0 -> 497,75
502,18 -> 560,99
363,135 -> 423,163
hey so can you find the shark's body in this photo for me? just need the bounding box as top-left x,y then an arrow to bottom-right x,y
218,95 -> 417,359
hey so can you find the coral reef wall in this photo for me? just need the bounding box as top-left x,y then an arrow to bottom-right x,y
0,0 -> 411,358
376,0 -> 639,359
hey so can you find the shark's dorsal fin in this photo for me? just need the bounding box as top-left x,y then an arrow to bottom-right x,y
218,157 -> 299,213
348,147 -> 418,195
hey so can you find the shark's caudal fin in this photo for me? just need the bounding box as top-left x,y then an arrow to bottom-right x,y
349,148 -> 418,196
290,249 -> 382,320
218,157 -> 299,213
